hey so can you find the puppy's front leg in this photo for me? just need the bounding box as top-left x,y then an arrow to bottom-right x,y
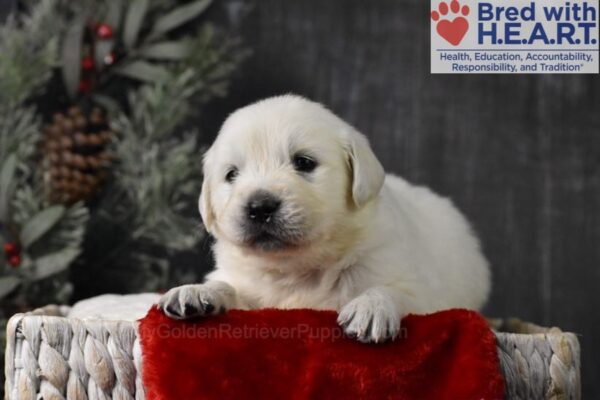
337,286 -> 407,343
159,280 -> 238,319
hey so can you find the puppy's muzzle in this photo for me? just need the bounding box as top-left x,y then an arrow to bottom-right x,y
246,190 -> 281,224
241,190 -> 304,251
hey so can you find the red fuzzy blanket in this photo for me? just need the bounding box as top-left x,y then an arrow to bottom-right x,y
139,307 -> 504,400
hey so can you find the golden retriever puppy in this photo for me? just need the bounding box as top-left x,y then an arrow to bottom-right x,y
159,95 -> 490,342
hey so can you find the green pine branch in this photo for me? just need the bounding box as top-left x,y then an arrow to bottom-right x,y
0,1 -> 89,304
87,38 -> 247,289
109,72 -> 206,251
1,0 -> 248,297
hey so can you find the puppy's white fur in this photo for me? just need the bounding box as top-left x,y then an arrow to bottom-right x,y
160,95 -> 490,342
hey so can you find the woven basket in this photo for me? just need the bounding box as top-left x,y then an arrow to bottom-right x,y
492,318 -> 581,400
4,307 -> 581,400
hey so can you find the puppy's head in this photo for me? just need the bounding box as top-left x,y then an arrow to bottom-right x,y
200,95 -> 384,256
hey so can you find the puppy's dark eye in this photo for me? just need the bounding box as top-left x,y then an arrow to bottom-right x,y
293,155 -> 318,173
225,167 -> 238,183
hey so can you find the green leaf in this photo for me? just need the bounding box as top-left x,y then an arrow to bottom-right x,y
150,0 -> 212,39
31,248 -> 80,280
0,276 -> 21,298
91,94 -> 121,115
105,0 -> 124,32
140,42 -> 190,60
114,61 -> 170,82
0,154 -> 17,221
61,21 -> 84,99
123,0 -> 149,49
20,205 -> 66,248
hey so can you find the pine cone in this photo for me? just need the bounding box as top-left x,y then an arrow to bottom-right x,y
41,106 -> 113,204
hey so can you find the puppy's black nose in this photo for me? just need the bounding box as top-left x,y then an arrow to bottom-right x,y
246,191 -> 281,223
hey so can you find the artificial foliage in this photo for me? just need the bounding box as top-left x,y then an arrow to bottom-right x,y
0,0 -> 247,378
0,0 -> 86,311
79,72 -> 213,293
0,1 -> 90,374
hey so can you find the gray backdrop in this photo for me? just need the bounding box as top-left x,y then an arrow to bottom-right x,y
204,0 -> 600,397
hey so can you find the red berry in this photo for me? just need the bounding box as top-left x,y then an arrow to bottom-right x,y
103,52 -> 116,66
81,56 -> 94,71
8,255 -> 21,267
96,23 -> 113,39
3,242 -> 17,255
78,79 -> 91,93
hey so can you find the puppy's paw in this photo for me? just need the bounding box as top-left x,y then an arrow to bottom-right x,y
337,289 -> 402,343
158,283 -> 233,320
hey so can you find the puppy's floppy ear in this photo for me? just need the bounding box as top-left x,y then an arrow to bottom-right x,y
199,149 -> 216,234
346,129 -> 385,207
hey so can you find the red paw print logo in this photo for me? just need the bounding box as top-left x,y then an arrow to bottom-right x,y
431,0 -> 470,46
